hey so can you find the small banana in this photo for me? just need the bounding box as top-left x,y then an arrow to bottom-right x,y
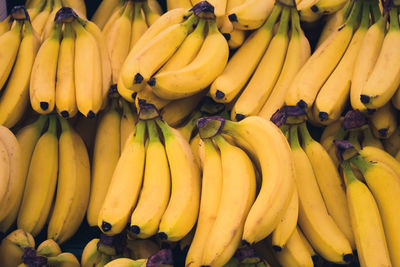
37,239 -> 62,257
227,0 -> 275,30
47,252 -> 80,267
370,102 -> 397,139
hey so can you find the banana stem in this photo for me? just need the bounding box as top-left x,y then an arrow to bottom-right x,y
370,0 -> 382,23
262,3 -> 283,30
342,160 -> 358,184
34,115 -> 49,131
50,21 -> 62,40
23,19 -> 34,35
350,155 -> 371,174
212,133 -> 228,147
147,120 -> 159,143
197,116 -> 225,139
58,116 -> 71,132
360,1 -> 370,29
155,118 -> 172,140
289,125 -> 300,149
345,0 -> 362,28
298,122 -> 313,146
48,115 -> 58,135
290,7 -> 300,39
389,5 -> 399,31
134,120 -> 146,143
277,6 -> 290,35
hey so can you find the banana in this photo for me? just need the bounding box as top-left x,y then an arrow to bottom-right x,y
201,134 -> 256,267
259,9 -> 311,120
227,0 -> 275,30
120,13 -> 198,92
359,146 -> 400,178
73,20 -> 103,118
231,6 -> 290,121
351,155 -> 400,266
87,100 -> 121,227
130,2 -> 148,50
120,99 -> 137,152
17,116 -> 58,236
0,229 -> 35,267
55,22 -> 77,118
311,0 -> 348,15
62,0 -> 87,18
104,258 -> 147,267
190,133 -> 202,168
92,0 -> 121,29
135,85 -> 171,111
147,0 -> 163,14
0,16 -> 11,36
0,19 -> 40,128
160,92 -> 205,127
150,19 -> 229,100
0,139 -> 10,207
167,0 -> 192,10
156,118 -> 201,241
81,238 -> 112,267
350,5 -> 386,112
360,7 -> 400,109
0,116 -> 48,233
47,252 -> 80,267
30,21 -> 62,114
313,1 -> 370,125
159,18 -> 206,72
285,0 -> 361,109
107,1 -> 134,84
342,160 -> 391,267
176,111 -> 202,141
298,227 -> 317,260
41,0 -> 62,41
361,126 -> 384,150
370,102 -> 397,139
143,0 -> 161,26
0,20 -> 23,91
192,0 -> 226,17
383,126 -> 400,156
186,138 -> 223,267
227,28 -> 245,49
289,125 -> 353,264
299,122 -> 355,248
31,0 -> 52,36
130,120 -> 170,238
271,186 -> 299,251
26,0 -> 47,22
101,2 -> 125,41
37,239 -> 62,257
210,4 -> 282,103
99,120 -> 146,236
275,227 -> 314,267
48,118 -> 90,244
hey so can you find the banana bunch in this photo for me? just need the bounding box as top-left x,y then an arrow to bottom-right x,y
14,115 -> 90,245
30,7 -> 111,118
0,228 -> 78,267
98,104 -> 201,242
0,7 -> 40,128
118,2 -> 229,102
210,5 -> 311,122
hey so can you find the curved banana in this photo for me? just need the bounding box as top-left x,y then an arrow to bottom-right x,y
342,160 -> 392,267
30,22 -> 62,114
156,119 -> 201,241
0,20 -> 40,128
99,120 -> 146,236
135,85 -> 171,111
26,0 -> 47,22
0,16 -> 11,36
130,120 -> 170,238
285,0 -> 361,109
185,138 -> 223,267
91,0 -> 121,29
359,146 -> 400,178
289,125 -> 353,264
231,6 -> 290,120
17,116 -> 58,236
210,4 -> 282,103
227,0 -> 275,30
55,22 -> 77,118
370,102 -> 397,139
130,2 -> 148,50
227,28 -> 245,49
37,239 -> 62,257
101,2 -> 125,42
81,238 -> 111,267
150,19 -> 229,100
201,134 -> 256,267
0,20 -> 23,91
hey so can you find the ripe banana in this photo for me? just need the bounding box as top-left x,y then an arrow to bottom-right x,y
227,0 -> 275,30
311,0 -> 348,15
130,2 -> 149,50
41,0 -> 62,42
37,239 -> 62,257
359,146 -> 400,178
81,238 -> 111,267
135,85 -> 171,111
91,0 -> 121,29
0,16 -> 11,36
370,102 -> 397,139
361,126 -> 384,150
227,28 -> 245,49
47,252 -> 80,267
17,116 -> 58,236
0,229 -> 35,267
168,0 -> 192,10
62,0 -> 87,18
156,119 -> 201,241
0,139 -> 9,210
31,0 -> 52,36
143,0 -> 161,26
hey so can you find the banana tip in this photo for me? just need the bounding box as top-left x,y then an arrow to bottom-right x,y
318,112 -> 329,122
241,239 -> 250,246
130,225 -> 140,234
147,78 -> 156,87
272,245 -> 282,252
228,13 -> 238,22
360,95 -> 370,104
378,128 -> 388,138
134,73 -> 144,84
40,102 -> 49,111
158,232 -> 168,240
60,111 -> 69,118
215,90 -> 225,100
101,221 -> 112,232
343,253 -> 354,263
235,114 -> 245,121
87,111 -> 95,119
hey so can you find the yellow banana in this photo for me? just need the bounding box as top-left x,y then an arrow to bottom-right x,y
87,100 -> 121,227
186,138 -> 223,267
0,19 -> 40,128
210,4 -> 282,103
26,0 -> 47,22
130,119 -> 171,238
383,126 -> 400,156
41,0 -> 62,41
150,19 -> 229,100
120,99 -> 137,152
135,85 -> 171,111
232,6 -> 290,120
17,116 -> 58,236
289,125 -> 353,264
31,0 -> 52,36
227,0 -> 275,30
81,238 -> 111,267
92,0 -> 121,29
360,7 -> 400,109
370,102 -> 397,139
156,119 -> 201,241
311,0 -> 348,14
37,239 -> 62,257
359,146 -> 400,178
201,134 -> 256,267
99,120 -> 146,236
342,160 -> 392,267
298,227 -> 317,260
167,0 -> 192,10
0,229 -> 35,267
0,139 -> 9,209
101,2 -> 125,41
55,22 -> 77,118
47,252 -> 80,267
361,126 -> 384,149
227,28 -> 245,49
0,16 -> 11,36
30,21 -> 62,114
259,9 -> 311,120
143,0 -> 161,26
130,2 -> 148,50
285,0 -> 361,109
0,20 -> 23,91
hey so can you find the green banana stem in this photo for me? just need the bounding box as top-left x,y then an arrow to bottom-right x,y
350,154 -> 371,174
155,118 -> 173,141
50,21 -> 62,40
197,117 -> 225,139
342,160 -> 358,184
342,0 -> 355,20
58,116 -> 71,132
359,1 -> 370,29
345,0 -> 362,28
180,111 -> 203,139
289,125 -> 300,149
334,126 -> 347,142
48,115 -> 58,135
133,120 -> 146,143
389,5 -> 399,31
262,3 -> 283,31
277,6 -> 290,35
298,122 -> 313,147
290,7 -> 300,39
370,0 -> 382,23
147,119 -> 159,143
34,115 -> 49,131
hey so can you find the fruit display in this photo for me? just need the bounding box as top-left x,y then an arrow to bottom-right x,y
1,0 -> 400,266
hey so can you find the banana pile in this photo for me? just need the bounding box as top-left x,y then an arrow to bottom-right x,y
0,229 -> 80,267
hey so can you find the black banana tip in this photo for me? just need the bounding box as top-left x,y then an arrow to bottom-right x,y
60,111 -> 69,118
228,13 -> 238,22
134,73 -> 144,84
40,102 -> 49,111
378,128 -> 388,138
367,108 -> 376,115
360,95 -> 370,104
131,92 -> 137,100
130,225 -> 140,234
241,240 -> 250,246
215,90 -> 225,100
200,265 -> 211,267
223,33 -> 231,41
311,5 -> 319,12
235,113 -> 245,121
147,78 -> 156,87
101,221 -> 112,232
343,253 -> 354,263
272,245 -> 282,252
297,100 -> 308,109
87,111 -> 95,119
319,112 -> 329,121
158,232 -> 168,240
